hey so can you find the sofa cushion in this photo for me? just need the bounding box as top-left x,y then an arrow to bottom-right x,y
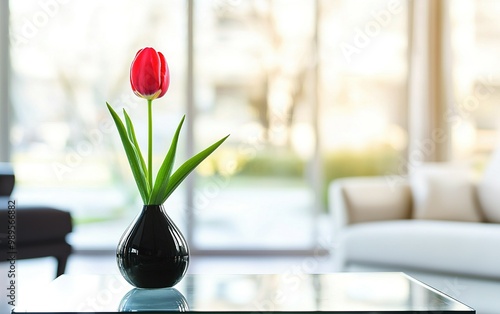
0,206 -> 72,245
342,178 -> 412,224
336,220 -> 500,279
0,163 -> 15,198
478,147 -> 500,223
410,163 -> 482,222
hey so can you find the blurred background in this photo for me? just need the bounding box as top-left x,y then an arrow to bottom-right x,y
1,0 -> 500,254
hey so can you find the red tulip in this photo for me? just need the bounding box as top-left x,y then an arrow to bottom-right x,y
130,47 -> 170,100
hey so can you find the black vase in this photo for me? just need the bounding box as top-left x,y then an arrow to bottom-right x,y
116,204 -> 189,288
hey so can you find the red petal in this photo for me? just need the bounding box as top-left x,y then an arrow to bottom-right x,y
130,47 -> 162,99
157,52 -> 170,98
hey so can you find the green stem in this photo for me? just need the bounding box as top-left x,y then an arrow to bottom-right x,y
148,99 -> 153,191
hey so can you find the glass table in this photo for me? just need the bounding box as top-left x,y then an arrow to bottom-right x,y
13,273 -> 474,313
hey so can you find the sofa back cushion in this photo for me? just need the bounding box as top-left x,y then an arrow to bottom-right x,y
410,163 -> 482,222
478,147 -> 500,223
342,178 -> 412,224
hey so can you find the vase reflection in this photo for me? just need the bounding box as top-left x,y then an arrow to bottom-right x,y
118,287 -> 189,312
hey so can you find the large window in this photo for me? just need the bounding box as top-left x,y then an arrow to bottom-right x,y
6,0 -> 409,252
9,0 -> 187,249
318,0 -> 408,189
193,0 -> 319,250
448,0 -> 500,167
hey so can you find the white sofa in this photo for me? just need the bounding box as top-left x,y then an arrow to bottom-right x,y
329,153 -> 500,314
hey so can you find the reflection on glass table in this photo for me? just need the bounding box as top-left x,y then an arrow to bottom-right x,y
119,287 -> 189,312
13,273 -> 474,313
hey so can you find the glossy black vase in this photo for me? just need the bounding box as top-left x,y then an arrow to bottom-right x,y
116,204 -> 189,288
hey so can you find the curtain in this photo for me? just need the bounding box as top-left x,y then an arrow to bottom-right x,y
407,0 -> 452,167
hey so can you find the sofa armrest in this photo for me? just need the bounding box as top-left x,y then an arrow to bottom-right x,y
0,162 -> 15,198
329,176 -> 413,235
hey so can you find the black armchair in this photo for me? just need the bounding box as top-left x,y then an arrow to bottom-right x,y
0,163 -> 73,277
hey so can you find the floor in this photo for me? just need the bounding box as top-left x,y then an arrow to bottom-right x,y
1,252 -> 334,313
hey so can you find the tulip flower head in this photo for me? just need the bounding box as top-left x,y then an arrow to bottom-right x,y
107,47 -> 228,205
130,47 -> 170,100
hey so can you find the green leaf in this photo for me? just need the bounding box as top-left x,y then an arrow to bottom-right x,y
123,109 -> 149,191
149,116 -> 185,205
106,102 -> 150,203
159,134 -> 230,205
